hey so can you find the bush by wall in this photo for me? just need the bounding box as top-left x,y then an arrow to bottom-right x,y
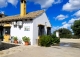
51,34 -> 60,44
39,35 -> 52,47
39,34 -> 60,47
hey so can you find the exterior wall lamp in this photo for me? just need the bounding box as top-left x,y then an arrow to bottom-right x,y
12,21 -> 17,26
12,21 -> 23,27
17,21 -> 23,26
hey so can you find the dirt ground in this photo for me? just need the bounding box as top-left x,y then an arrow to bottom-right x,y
0,39 -> 80,57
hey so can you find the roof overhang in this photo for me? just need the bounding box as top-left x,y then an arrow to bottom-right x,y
0,10 -> 44,23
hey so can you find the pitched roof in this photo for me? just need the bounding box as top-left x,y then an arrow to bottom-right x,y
0,10 -> 44,22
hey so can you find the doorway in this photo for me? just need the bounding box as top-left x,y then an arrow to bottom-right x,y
0,26 -> 3,41
38,25 -> 44,36
3,27 -> 11,42
37,25 -> 44,45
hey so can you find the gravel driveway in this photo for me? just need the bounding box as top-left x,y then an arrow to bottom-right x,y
0,39 -> 80,57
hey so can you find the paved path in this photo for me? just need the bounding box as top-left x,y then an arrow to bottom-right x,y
0,39 -> 80,57
2,46 -> 80,57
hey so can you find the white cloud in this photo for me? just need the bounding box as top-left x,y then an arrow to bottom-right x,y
55,14 -> 68,20
0,0 -> 18,8
54,0 -> 62,4
0,0 -> 7,8
7,0 -> 18,6
52,24 -> 70,33
28,0 -> 62,9
52,18 -> 80,32
73,10 -> 80,17
51,26 -> 60,33
0,11 -> 5,14
62,21 -> 67,25
61,18 -> 80,29
60,23 -> 71,28
68,18 -> 76,24
63,0 -> 80,11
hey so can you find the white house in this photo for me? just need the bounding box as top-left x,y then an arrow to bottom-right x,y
0,0 -> 51,45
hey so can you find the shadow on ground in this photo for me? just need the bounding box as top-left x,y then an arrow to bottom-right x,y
60,42 -> 80,48
0,42 -> 19,51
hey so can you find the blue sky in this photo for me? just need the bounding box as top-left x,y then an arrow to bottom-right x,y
0,0 -> 80,32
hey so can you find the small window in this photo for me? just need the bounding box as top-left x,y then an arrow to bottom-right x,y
24,26 -> 30,31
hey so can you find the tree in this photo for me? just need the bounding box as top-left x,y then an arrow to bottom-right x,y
71,20 -> 80,38
53,28 -> 72,38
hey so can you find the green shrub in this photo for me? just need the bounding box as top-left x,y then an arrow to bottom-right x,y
53,38 -> 60,44
51,34 -> 60,44
13,36 -> 18,41
39,34 -> 60,47
39,35 -> 52,47
22,36 -> 30,42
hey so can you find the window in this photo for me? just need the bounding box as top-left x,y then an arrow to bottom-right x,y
47,27 -> 51,35
24,26 -> 30,31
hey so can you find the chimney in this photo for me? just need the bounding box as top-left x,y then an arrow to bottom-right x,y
20,0 -> 26,16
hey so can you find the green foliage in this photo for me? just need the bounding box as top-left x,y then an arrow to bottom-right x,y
71,20 -> 80,38
54,38 -> 60,44
51,34 -> 57,38
53,30 -> 58,35
39,35 -> 52,47
39,35 -> 60,47
13,36 -> 18,41
53,28 -> 72,38
51,34 -> 60,44
22,36 -> 30,42
72,35 -> 79,39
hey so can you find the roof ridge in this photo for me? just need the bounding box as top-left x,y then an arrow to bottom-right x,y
0,10 -> 44,22
29,10 -> 44,13
1,10 -> 44,18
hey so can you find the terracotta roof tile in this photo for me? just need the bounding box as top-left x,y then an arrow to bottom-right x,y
0,10 -> 44,22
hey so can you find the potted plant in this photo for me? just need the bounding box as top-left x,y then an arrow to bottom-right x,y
22,36 -> 30,45
13,36 -> 18,44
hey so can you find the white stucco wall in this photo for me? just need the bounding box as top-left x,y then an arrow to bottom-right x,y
10,12 -> 51,45
56,31 -> 59,38
10,20 -> 33,45
33,12 -> 51,45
